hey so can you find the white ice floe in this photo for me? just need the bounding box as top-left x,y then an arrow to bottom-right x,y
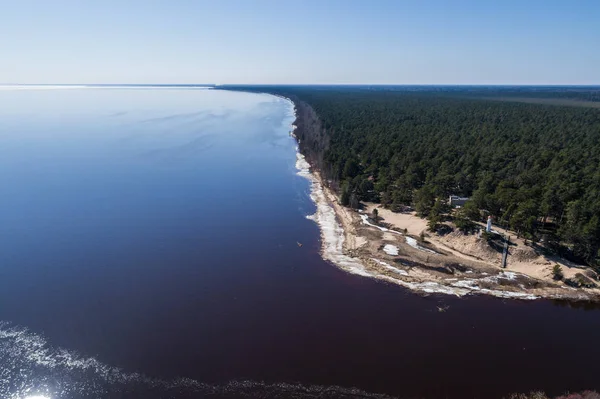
372,258 -> 409,276
382,244 -> 399,256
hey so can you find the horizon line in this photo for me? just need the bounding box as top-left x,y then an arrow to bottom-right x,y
2,83 -> 600,87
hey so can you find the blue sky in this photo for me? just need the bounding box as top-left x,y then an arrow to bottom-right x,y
1,0 -> 599,84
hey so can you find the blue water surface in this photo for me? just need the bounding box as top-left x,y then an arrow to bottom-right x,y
1,87 -> 599,399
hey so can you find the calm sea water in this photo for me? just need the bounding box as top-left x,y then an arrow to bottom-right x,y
0,88 -> 599,399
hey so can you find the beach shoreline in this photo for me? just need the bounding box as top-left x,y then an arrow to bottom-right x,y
284,96 -> 600,303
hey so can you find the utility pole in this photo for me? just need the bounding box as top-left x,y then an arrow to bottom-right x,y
501,235 -> 509,268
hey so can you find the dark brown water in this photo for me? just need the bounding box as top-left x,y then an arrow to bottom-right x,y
0,87 -> 598,399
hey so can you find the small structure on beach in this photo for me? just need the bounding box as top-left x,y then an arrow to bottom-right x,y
448,195 -> 469,208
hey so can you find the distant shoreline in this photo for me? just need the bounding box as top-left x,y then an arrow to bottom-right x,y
0,84 -> 216,90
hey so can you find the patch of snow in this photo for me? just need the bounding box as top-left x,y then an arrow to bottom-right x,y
372,258 -> 409,276
479,289 -> 538,300
417,282 -> 469,296
481,275 -> 499,284
359,214 -> 403,235
499,271 -> 518,280
451,280 -> 481,290
383,244 -> 399,256
382,275 -> 539,299
450,278 -> 539,300
405,237 -> 438,254
480,271 -> 523,285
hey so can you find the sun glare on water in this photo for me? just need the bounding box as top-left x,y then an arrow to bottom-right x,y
24,396 -> 50,399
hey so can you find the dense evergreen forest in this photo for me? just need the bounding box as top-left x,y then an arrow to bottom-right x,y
227,86 -> 600,268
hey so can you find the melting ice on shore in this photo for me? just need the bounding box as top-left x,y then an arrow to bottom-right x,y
287,99 -> 369,277
286,97 -> 539,301
359,214 -> 402,235
296,153 -> 371,277
383,244 -> 399,256
405,237 -> 439,254
372,259 -> 409,276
